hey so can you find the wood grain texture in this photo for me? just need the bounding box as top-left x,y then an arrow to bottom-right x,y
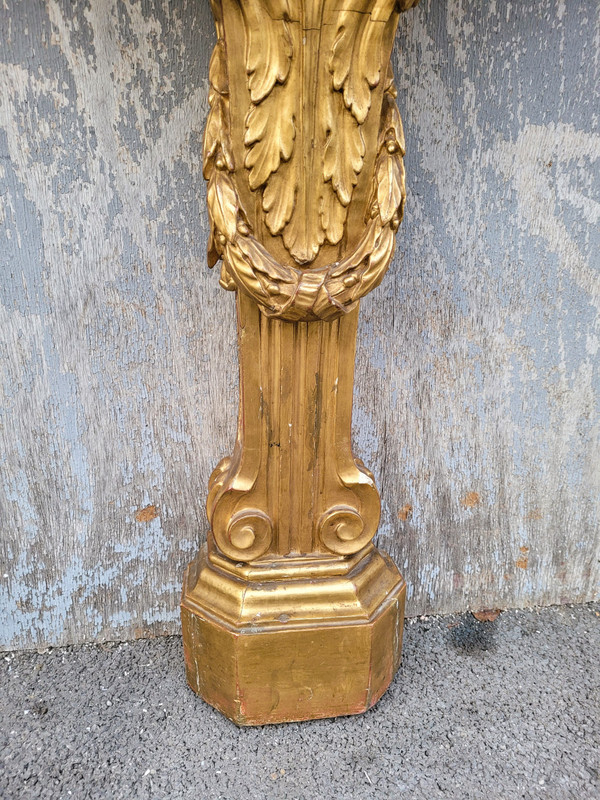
1,0 -> 598,648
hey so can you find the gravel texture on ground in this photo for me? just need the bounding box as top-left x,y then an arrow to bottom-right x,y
1,603 -> 598,800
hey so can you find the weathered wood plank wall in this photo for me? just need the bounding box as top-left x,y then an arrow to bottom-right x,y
1,0 -> 598,649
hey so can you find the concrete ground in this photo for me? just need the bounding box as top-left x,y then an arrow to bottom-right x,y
1,603 -> 598,800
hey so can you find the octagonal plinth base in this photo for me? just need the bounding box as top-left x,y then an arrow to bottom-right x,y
180,543 -> 406,726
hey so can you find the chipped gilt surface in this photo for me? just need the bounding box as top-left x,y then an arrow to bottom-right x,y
1,0 -> 599,649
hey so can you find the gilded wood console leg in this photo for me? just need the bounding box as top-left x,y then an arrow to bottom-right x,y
181,0 -> 420,725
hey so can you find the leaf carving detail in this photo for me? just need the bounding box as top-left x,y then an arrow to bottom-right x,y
263,167 -> 296,235
377,150 -> 405,225
241,0 -> 295,191
244,87 -> 295,190
329,0 -> 397,124
320,183 -> 346,246
207,170 -> 239,242
237,0 -> 399,263
282,194 -> 325,264
323,92 -> 365,208
242,0 -> 293,103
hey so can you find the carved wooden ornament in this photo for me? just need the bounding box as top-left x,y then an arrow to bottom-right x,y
181,0 -> 420,726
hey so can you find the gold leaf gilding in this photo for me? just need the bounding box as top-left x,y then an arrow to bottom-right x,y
204,0 -> 415,318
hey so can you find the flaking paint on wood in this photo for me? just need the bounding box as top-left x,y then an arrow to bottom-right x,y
0,0 -> 598,648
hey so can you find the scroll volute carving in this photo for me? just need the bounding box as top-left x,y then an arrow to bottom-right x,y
205,0 -> 419,322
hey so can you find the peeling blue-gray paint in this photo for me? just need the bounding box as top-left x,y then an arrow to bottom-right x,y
0,0 -> 599,649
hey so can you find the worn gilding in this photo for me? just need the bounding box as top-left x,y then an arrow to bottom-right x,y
180,0 -> 419,724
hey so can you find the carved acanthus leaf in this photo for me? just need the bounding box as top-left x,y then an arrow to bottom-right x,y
236,0 -> 401,264
244,90 -> 296,190
263,168 -> 296,235
323,92 -> 365,209
242,0 -> 293,103
330,0 -> 397,124
329,3 -> 371,124
204,6 -> 409,319
242,0 -> 296,194
320,183 -> 347,246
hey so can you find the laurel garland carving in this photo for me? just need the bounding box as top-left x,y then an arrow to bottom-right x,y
204,1 -> 408,322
